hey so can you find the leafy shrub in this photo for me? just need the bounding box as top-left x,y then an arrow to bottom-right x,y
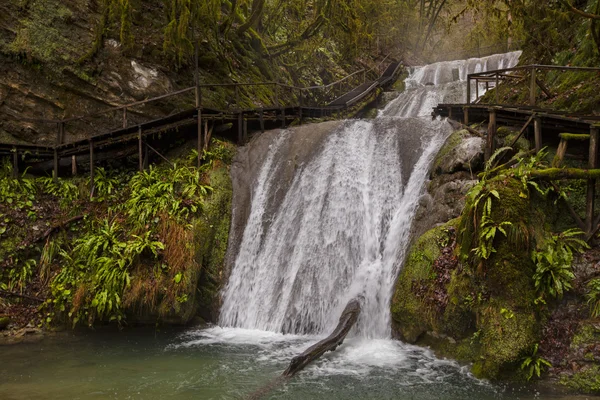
532,229 -> 588,300
586,278 -> 600,318
520,344 -> 551,381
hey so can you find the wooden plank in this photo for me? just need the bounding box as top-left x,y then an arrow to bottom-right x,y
552,139 -> 568,168
534,117 -> 542,152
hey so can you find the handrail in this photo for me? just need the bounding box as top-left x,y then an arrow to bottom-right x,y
466,64 -> 600,106
468,64 -> 600,79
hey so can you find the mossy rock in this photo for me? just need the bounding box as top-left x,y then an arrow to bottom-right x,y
560,365 -> 600,394
432,130 -> 484,177
391,219 -> 461,343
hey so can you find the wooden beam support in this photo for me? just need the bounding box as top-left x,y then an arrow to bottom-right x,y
53,149 -> 58,183
508,115 -> 535,149
12,148 -> 18,178
138,126 -> 143,172
89,140 -> 95,198
467,77 -> 471,104
530,68 -> 537,106
464,107 -> 469,125
587,127 -> 599,235
281,108 -> 286,128
495,73 -> 499,104
486,109 -> 497,161
238,112 -> 243,144
259,108 -> 265,133
553,139 -> 568,168
71,155 -> 77,176
243,118 -> 248,143
123,108 -> 128,128
534,117 -> 542,153
197,109 -> 202,168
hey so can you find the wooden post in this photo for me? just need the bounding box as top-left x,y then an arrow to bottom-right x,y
534,117 -> 542,152
89,140 -> 95,197
138,126 -> 143,172
238,112 -> 243,144
58,121 -> 64,145
467,76 -> 471,104
259,108 -> 265,133
143,143 -> 149,169
53,149 -> 58,183
243,118 -> 248,143
197,109 -> 202,167
275,83 -> 279,108
464,107 -> 469,125
299,106 -> 303,125
587,126 -> 599,235
448,106 -> 452,119
12,148 -> 18,178
281,108 -> 286,128
235,85 -> 240,110
530,67 -> 537,106
486,109 -> 497,161
71,155 -> 77,176
194,42 -> 200,108
123,108 -> 128,128
203,119 -> 209,152
495,73 -> 500,104
475,79 -> 479,101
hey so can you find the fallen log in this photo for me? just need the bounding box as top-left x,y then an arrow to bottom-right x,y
528,168 -> 600,180
244,298 -> 362,400
282,297 -> 361,377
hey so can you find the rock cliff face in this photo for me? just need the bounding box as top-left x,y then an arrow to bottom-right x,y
393,125 -> 600,391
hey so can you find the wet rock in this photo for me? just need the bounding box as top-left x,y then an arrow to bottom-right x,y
432,129 -> 484,177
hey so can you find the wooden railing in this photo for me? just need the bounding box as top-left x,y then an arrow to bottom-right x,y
467,64 -> 600,107
16,56 -> 397,147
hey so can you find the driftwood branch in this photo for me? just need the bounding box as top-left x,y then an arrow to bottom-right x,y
244,298 -> 361,400
282,298 -> 361,377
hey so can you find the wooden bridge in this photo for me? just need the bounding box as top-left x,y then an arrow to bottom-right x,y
1,58 -> 402,180
432,64 -> 600,238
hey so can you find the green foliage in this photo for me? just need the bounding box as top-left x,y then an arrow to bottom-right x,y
92,167 -> 121,201
8,258 -> 37,294
126,163 -> 211,228
49,219 -> 165,326
532,228 -> 588,300
586,278 -> 600,318
38,176 -> 79,207
520,343 -> 552,381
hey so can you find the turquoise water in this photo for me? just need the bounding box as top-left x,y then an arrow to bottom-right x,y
0,326 -> 576,400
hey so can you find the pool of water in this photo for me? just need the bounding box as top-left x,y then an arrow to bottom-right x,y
0,326 -> 574,400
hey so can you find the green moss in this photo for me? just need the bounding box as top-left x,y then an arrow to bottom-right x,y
432,129 -> 470,174
560,365 -> 600,394
391,219 -> 460,342
571,324 -> 599,348
194,166 -> 232,316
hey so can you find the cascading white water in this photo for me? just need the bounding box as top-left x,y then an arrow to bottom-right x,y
219,52 -> 521,339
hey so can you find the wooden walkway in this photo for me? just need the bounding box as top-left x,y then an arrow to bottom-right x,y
432,64 -> 600,238
1,59 -> 402,178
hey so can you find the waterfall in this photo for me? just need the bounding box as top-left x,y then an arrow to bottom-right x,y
219,52 -> 521,339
